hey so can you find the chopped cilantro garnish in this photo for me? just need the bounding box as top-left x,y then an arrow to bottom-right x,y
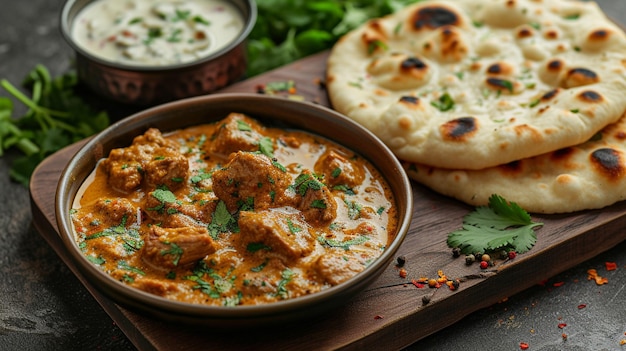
287,218 -> 303,234
258,137 -> 274,158
237,120 -> 252,131
274,269 -> 294,298
430,92 -> 455,112
160,241 -> 184,266
344,200 -> 362,220
293,173 -> 324,196
318,235 -> 369,250
310,199 -> 327,209
367,39 -> 388,54
208,200 -> 237,239
247,242 -> 271,252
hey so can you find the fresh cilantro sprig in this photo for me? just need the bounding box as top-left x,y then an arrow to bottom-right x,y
247,0 -> 421,76
447,194 -> 543,255
0,64 -> 109,186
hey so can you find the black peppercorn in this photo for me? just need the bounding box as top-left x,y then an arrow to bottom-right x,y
396,255 -> 406,267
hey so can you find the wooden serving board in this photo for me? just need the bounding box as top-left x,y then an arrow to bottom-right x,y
30,51 -> 626,351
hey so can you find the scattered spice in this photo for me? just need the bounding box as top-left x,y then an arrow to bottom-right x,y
605,261 -> 618,271
421,295 -> 431,305
577,304 -> 587,309
255,80 -> 305,100
374,315 -> 384,320
558,323 -> 567,329
587,268 -> 609,285
412,279 -> 425,289
519,341 -> 529,350
408,270 -> 458,291
397,255 -> 406,267
553,281 -> 565,287
399,268 -> 407,279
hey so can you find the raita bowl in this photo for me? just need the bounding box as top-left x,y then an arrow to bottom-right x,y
60,0 -> 257,106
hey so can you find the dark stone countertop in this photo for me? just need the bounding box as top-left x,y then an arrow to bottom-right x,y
0,1 -> 625,350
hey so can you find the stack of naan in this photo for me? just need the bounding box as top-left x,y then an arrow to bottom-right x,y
326,0 -> 626,213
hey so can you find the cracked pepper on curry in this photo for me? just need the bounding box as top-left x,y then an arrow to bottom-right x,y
70,113 -> 398,306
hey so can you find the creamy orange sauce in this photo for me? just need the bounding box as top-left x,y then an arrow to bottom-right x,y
71,113 -> 397,306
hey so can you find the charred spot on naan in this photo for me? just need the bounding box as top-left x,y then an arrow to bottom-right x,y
540,88 -> 560,102
485,77 -> 520,94
399,96 -> 421,107
440,117 -> 477,141
486,62 -> 515,76
591,148 -> 625,180
577,90 -> 603,103
538,59 -> 564,85
560,68 -> 599,88
420,26 -> 469,62
361,19 -> 388,54
582,27 -> 626,52
410,5 -> 461,31
515,25 -> 536,39
367,54 -> 432,90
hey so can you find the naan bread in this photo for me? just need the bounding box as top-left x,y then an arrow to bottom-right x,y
405,110 -> 626,214
326,0 -> 626,170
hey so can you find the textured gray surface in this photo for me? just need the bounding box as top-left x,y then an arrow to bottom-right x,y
0,1 -> 625,350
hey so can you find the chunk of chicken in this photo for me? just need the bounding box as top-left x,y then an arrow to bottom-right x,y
142,226 -> 216,270
293,170 -> 338,226
212,151 -> 292,212
313,253 -> 366,285
238,209 -> 315,261
206,113 -> 265,158
315,149 -> 366,189
102,128 -> 188,192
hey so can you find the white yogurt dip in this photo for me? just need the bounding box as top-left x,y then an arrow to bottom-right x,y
71,0 -> 244,66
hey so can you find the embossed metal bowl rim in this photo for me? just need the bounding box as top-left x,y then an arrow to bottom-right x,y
60,0 -> 257,72
55,93 -> 413,327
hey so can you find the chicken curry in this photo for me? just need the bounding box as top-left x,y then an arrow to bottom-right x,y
71,113 -> 398,306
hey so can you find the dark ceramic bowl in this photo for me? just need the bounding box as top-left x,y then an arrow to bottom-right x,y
60,0 -> 257,106
55,93 -> 413,327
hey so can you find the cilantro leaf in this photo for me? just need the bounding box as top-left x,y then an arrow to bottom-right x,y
447,194 -> 543,254
208,200 -> 237,239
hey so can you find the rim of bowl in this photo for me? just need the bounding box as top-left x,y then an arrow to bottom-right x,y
55,93 -> 413,321
59,0 -> 258,72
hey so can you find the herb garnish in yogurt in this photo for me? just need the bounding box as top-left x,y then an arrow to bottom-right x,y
71,0 -> 244,66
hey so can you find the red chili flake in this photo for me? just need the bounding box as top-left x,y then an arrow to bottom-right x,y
412,279 -> 425,289
577,304 -> 587,309
562,333 -> 567,340
558,323 -> 567,329
480,261 -> 489,269
605,262 -> 618,271
399,268 -> 408,278
374,315 -> 384,320
553,281 -> 565,287
519,341 -> 529,350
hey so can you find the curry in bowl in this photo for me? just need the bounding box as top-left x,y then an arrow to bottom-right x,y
70,112 -> 398,306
